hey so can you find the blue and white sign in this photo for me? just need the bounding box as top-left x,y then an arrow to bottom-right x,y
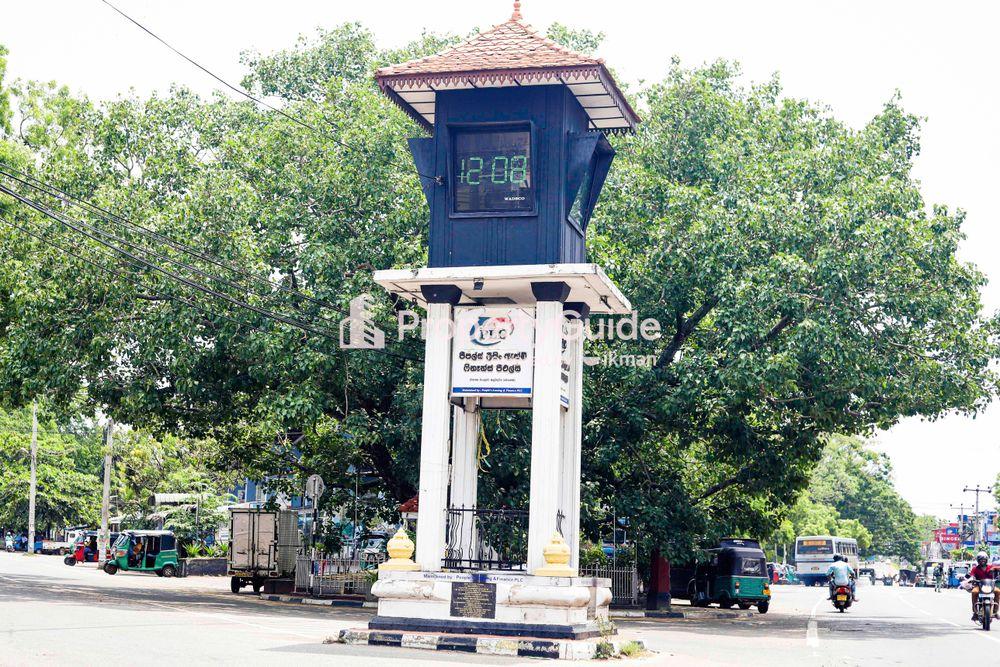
451,307 -> 534,397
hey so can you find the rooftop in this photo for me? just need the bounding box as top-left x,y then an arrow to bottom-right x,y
375,1 -> 639,133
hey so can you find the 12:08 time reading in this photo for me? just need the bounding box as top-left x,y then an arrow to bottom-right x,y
452,129 -> 534,214
457,155 -> 529,186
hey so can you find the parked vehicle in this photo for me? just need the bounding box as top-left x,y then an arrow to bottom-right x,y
832,583 -> 853,612
4,534 -> 13,552
898,568 -> 917,586
103,530 -> 180,577
64,531 -> 119,566
919,559 -> 948,587
228,508 -> 300,594
794,535 -> 859,587
669,538 -> 772,613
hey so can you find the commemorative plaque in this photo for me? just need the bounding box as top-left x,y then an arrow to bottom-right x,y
449,581 -> 497,619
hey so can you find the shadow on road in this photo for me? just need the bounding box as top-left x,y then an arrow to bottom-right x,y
0,572 -> 371,624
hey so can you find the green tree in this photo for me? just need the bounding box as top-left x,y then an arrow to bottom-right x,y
0,27 -> 995,595
810,435 -> 922,562
0,44 -> 11,135
0,405 -> 101,531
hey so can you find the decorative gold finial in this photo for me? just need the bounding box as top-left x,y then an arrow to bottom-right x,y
511,0 -> 522,21
535,532 -> 577,577
378,527 -> 420,572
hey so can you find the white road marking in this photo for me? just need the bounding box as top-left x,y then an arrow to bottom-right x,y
806,598 -> 822,648
895,589 -> 1000,644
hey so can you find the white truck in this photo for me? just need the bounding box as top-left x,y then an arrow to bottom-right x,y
228,508 -> 300,594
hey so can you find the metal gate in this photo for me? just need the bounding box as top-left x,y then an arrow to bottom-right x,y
580,564 -> 640,607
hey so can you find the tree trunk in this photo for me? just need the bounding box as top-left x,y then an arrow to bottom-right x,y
645,545 -> 661,610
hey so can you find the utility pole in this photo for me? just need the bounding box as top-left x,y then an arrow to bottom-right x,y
964,485 -> 993,550
99,419 -> 113,567
952,503 -> 972,554
26,400 -> 38,555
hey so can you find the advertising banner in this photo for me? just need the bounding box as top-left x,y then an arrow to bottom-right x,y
451,307 -> 534,397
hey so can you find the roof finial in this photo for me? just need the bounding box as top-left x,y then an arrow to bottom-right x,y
511,0 -> 522,21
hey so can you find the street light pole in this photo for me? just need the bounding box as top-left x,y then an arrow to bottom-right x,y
26,400 -> 38,554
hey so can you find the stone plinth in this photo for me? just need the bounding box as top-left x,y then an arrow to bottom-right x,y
369,570 -> 613,639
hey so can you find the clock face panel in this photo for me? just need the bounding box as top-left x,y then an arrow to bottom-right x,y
452,128 -> 535,215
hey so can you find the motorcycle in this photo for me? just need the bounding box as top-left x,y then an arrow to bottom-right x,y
975,579 -> 996,631
4,536 -> 13,552
832,584 -> 853,612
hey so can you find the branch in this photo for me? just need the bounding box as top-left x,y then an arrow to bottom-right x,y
654,295 -> 719,369
751,314 -> 795,351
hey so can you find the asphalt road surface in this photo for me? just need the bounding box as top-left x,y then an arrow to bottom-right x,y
1,553 -> 995,666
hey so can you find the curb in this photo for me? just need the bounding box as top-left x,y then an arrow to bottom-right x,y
260,594 -> 371,608
334,628 -> 645,660
610,608 -> 755,620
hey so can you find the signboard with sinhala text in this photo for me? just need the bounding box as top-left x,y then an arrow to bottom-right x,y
451,307 -> 534,397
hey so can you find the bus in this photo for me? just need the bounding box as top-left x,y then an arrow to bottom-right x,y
794,535 -> 860,586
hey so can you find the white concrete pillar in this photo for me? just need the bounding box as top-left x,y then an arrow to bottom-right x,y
528,296 -> 566,573
559,318 -> 584,569
449,401 -> 480,564
415,301 -> 454,570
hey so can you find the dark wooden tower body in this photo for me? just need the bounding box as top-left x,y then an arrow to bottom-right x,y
376,3 -> 639,269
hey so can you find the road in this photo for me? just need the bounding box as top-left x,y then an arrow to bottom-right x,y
0,553 -> 994,666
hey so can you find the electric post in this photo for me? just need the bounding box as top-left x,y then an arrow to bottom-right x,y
26,400 -> 38,555
99,419 -> 113,567
964,485 -> 993,551
952,503 -> 972,551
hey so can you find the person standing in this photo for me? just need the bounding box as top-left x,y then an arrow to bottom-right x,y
934,563 -> 944,592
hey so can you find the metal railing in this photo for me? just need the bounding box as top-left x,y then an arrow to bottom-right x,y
444,507 -> 529,571
294,555 -> 384,597
580,564 -> 641,607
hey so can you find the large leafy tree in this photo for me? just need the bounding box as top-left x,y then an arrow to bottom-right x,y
0,25 -> 995,592
0,404 -> 102,531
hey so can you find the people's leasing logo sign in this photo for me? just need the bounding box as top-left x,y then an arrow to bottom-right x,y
469,315 -> 515,347
452,307 -> 534,396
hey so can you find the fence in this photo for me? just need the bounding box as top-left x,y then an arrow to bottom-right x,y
294,555 -> 384,597
580,564 -> 641,607
443,507 -> 529,571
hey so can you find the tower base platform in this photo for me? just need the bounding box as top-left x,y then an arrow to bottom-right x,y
369,570 -> 613,640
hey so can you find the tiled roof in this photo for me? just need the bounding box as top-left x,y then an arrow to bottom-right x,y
375,4 -> 639,134
399,495 -> 419,513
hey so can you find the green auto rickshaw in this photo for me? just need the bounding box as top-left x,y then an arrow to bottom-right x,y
103,530 -> 180,577
670,538 -> 772,613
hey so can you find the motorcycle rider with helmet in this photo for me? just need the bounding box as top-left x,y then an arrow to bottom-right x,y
827,554 -> 857,602
964,551 -> 999,621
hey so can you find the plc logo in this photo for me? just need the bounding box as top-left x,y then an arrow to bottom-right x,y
339,295 -> 386,350
469,315 -> 515,347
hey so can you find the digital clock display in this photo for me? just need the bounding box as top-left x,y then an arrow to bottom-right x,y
453,129 -> 534,215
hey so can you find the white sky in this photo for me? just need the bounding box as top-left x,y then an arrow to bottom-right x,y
2,0 -> 997,518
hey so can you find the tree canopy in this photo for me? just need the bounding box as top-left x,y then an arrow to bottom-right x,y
0,22 -> 995,575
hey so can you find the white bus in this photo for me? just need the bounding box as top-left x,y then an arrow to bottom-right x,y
794,535 -> 860,586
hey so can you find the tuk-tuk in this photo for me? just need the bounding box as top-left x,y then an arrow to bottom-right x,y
103,530 -> 180,577
64,530 -> 119,566
669,538 -> 772,613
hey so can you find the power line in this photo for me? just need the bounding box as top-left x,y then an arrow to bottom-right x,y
0,183 -> 342,340
0,214 -> 266,336
0,200 -> 423,364
96,0 -> 443,186
0,161 -> 350,318
0,167 -> 350,330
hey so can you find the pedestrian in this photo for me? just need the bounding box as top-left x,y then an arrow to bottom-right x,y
934,563 -> 944,592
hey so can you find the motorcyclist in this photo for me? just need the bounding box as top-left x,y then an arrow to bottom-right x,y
964,551 -> 999,621
827,554 -> 857,601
